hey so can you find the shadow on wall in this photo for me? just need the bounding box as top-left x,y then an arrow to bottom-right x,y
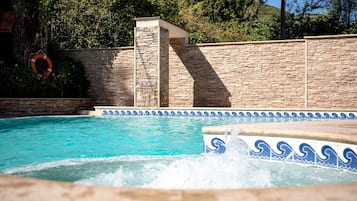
56,49 -> 134,106
171,42 -> 231,107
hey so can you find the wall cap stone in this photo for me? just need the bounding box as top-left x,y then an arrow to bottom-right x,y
304,34 -> 357,40
189,39 -> 305,47
134,16 -> 188,42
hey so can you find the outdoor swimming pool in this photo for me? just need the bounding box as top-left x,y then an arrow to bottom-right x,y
1,113 -> 357,189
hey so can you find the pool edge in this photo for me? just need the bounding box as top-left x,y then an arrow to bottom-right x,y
202,120 -> 357,144
1,174 -> 356,201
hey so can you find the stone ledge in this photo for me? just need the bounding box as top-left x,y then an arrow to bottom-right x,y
188,39 -> 305,47
0,98 -> 94,117
202,120 -> 357,144
304,34 -> 357,39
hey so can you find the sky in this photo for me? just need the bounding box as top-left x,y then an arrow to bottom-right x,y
265,0 -> 329,14
266,0 -> 281,8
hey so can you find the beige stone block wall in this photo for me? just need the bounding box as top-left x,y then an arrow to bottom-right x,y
169,40 -> 306,108
57,48 -> 134,106
169,39 -> 195,107
135,26 -> 159,107
56,34 -> 356,110
307,36 -> 357,109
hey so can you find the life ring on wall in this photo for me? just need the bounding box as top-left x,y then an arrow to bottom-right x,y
29,50 -> 53,78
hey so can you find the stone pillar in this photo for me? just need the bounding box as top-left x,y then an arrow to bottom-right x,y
134,25 -> 160,107
134,17 -> 188,108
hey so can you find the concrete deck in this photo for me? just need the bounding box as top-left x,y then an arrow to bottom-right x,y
202,120 -> 357,144
1,120 -> 357,201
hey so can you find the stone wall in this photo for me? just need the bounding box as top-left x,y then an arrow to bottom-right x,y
57,48 -> 134,106
57,34 -> 357,109
306,35 -> 357,109
169,35 -> 356,109
0,98 -> 93,117
169,40 -> 306,108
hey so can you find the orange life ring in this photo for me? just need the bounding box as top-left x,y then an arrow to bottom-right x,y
30,52 -> 53,78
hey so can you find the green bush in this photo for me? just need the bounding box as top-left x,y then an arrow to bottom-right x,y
0,59 -> 89,98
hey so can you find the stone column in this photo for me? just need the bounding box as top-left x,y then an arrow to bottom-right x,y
134,24 -> 160,107
134,17 -> 188,108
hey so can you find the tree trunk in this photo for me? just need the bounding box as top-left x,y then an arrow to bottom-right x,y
12,0 -> 41,65
280,0 -> 286,39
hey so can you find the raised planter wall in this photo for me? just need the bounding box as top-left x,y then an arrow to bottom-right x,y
56,48 -> 135,106
0,98 -> 94,117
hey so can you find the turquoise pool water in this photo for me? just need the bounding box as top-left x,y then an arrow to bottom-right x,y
0,116 -> 262,170
1,116 -> 356,189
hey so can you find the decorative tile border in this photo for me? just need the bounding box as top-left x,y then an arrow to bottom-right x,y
99,108 -> 357,119
204,134 -> 357,172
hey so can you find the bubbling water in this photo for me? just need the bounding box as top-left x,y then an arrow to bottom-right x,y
76,131 -> 273,189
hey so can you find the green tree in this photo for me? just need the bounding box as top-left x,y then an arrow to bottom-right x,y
200,0 -> 264,22
279,0 -> 357,39
50,0 -> 160,49
179,0 -> 270,43
328,0 -> 357,30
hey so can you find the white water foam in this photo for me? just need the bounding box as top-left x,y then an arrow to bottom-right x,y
73,154 -> 272,189
76,167 -> 129,187
142,154 -> 272,189
75,132 -> 273,189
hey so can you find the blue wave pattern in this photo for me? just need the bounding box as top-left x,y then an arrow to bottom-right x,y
254,141 -> 356,172
101,109 -> 357,119
205,138 -> 357,172
205,138 -> 226,154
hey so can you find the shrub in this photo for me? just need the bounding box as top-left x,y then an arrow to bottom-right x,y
0,59 -> 89,98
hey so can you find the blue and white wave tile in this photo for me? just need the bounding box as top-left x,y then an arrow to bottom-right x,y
100,109 -> 357,119
203,136 -> 227,154
204,134 -> 357,172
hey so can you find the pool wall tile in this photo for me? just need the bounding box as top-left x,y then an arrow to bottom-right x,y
204,134 -> 357,172
99,109 -> 357,120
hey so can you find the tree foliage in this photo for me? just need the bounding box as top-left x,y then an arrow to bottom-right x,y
43,0 -> 357,49
0,60 -> 89,98
200,0 -> 262,22
280,0 -> 357,38
50,0 -> 165,49
48,0 -> 189,49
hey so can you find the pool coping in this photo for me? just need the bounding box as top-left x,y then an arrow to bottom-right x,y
202,120 -> 357,145
0,174 -> 356,201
